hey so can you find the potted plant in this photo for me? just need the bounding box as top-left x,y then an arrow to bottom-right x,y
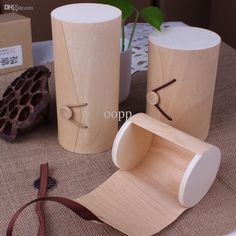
99,0 -> 164,103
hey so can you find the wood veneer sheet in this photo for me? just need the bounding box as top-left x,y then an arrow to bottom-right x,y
76,170 -> 187,236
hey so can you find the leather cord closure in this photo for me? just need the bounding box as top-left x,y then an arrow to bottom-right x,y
60,103 -> 88,129
146,79 -> 177,121
6,164 -> 103,236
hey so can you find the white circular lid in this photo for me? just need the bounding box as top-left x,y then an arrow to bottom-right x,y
51,3 -> 121,24
178,146 -> 221,207
149,26 -> 221,51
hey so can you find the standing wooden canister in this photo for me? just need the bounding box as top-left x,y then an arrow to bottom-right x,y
146,26 -> 221,140
51,4 -> 121,154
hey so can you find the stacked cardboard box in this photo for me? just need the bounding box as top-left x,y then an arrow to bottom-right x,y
0,13 -> 33,74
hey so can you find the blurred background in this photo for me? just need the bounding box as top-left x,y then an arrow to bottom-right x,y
0,0 -> 235,48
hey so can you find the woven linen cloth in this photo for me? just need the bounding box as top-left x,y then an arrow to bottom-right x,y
0,42 -> 236,236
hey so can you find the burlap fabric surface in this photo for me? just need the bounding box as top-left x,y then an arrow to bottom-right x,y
0,42 -> 236,236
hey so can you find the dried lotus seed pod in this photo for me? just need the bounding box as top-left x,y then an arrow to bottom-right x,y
0,66 -> 51,141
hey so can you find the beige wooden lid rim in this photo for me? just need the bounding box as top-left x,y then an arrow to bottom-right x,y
112,120 -> 132,168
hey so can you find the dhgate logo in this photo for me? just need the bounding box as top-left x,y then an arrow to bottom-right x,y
4,4 -> 34,11
4,4 -> 18,12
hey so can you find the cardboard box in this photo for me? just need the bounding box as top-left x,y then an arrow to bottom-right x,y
0,13 -> 33,75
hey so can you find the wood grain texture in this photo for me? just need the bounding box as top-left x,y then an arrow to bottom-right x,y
147,27 -> 221,140
76,114 -> 221,235
77,170 -> 187,236
51,4 -> 121,154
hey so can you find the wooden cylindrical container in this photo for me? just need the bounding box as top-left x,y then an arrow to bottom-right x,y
77,113 -> 221,235
146,26 -> 221,140
51,4 -> 121,154
112,113 -> 221,208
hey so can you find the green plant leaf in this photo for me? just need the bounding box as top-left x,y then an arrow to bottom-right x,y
98,0 -> 134,21
140,7 -> 164,31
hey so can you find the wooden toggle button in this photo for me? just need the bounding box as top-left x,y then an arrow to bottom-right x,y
60,106 -> 73,120
146,91 -> 160,106
59,104 -> 88,129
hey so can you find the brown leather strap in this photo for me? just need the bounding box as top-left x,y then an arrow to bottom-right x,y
35,163 -> 48,236
155,104 -> 173,121
153,79 -> 176,93
152,79 -> 176,121
6,164 -> 102,236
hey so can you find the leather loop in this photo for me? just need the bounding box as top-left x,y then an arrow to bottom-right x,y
35,163 -> 48,236
7,197 -> 102,236
6,164 -> 102,236
150,79 -> 177,121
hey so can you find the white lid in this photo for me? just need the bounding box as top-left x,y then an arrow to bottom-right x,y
51,3 -> 121,24
178,147 -> 221,207
149,26 -> 221,51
